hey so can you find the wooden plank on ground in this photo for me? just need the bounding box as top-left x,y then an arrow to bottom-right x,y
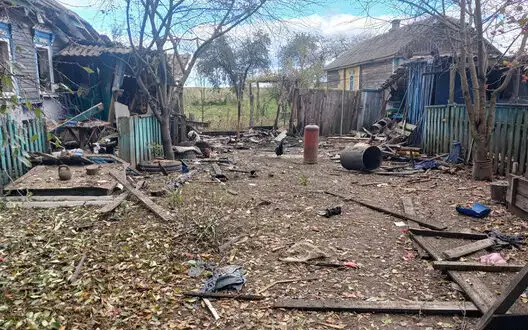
325,191 -> 446,230
401,196 -> 416,216
97,192 -> 129,215
2,195 -> 115,202
476,265 -> 528,330
433,261 -> 525,273
110,172 -> 173,222
6,200 -> 110,209
409,228 -> 488,240
443,238 -> 496,260
273,299 -> 480,316
183,292 -> 265,301
410,234 -> 495,312
484,314 -> 528,330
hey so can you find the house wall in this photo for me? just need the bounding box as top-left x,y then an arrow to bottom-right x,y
10,19 -> 41,101
359,60 -> 393,90
327,67 -> 360,91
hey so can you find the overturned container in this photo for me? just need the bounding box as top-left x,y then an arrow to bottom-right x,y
340,143 -> 382,171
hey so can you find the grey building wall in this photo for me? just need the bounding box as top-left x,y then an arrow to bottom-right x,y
360,59 -> 393,90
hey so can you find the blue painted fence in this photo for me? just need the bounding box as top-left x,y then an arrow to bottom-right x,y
117,115 -> 162,168
423,104 -> 528,176
0,117 -> 48,185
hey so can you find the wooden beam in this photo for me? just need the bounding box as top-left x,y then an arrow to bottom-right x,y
448,64 -> 456,103
325,191 -> 447,230
6,200 -> 110,209
2,195 -> 115,202
273,299 -> 480,316
401,196 -> 416,216
97,192 -> 129,215
409,228 -> 488,240
110,172 -> 173,222
433,261 -> 525,273
476,265 -> 528,330
183,292 -> 265,301
410,234 -> 495,312
442,238 -> 496,260
484,314 -> 528,330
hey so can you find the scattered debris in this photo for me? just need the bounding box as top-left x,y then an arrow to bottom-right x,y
433,261 -> 524,272
183,291 -> 265,300
280,241 -> 328,263
69,252 -> 87,284
203,298 -> 220,320
211,163 -> 228,182
318,206 -> 342,218
485,228 -> 525,249
480,253 -> 507,265
257,277 -> 320,295
202,265 -> 246,293
456,203 -> 491,218
442,238 -> 497,260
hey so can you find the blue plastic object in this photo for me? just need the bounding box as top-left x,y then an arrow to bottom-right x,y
445,141 -> 462,164
456,203 -> 491,218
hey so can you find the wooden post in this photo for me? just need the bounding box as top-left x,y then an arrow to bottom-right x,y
274,77 -> 284,129
249,83 -> 254,127
117,116 -> 136,168
256,81 -> 261,119
512,68 -> 520,104
341,69 -> 346,136
449,64 -> 456,104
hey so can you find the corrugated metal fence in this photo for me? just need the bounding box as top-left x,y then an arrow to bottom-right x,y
423,104 -> 528,176
0,117 -> 48,185
117,115 -> 162,169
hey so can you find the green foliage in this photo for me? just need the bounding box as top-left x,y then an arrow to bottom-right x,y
197,31 -> 271,94
299,174 -> 308,186
81,66 -> 95,74
150,143 -> 164,158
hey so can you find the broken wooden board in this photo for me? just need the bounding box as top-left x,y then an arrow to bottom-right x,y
97,192 -> 129,215
409,228 -> 488,240
410,234 -> 495,312
211,163 -> 228,181
443,238 -> 496,260
507,175 -> 528,218
5,200 -> 111,209
2,195 -> 116,202
325,191 -> 447,230
110,172 -> 172,222
476,265 -> 528,330
273,299 -> 480,316
483,314 -> 528,330
183,292 -> 265,301
401,196 -> 416,216
433,261 -> 525,273
3,163 -> 125,196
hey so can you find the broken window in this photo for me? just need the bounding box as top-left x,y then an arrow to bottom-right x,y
0,22 -> 15,96
36,47 -> 51,91
33,30 -> 55,94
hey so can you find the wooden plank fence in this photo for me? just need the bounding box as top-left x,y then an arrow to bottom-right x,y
295,89 -> 362,136
423,104 -> 528,176
0,117 -> 48,185
117,115 -> 162,169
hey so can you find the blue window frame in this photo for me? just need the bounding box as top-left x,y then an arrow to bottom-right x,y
349,73 -> 354,91
33,30 -> 55,93
0,22 -> 17,96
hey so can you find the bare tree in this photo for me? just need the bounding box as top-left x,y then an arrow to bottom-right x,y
358,0 -> 527,180
197,32 -> 271,136
107,0 -> 314,159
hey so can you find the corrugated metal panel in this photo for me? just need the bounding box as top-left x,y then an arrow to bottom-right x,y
406,61 -> 434,144
58,44 -> 131,57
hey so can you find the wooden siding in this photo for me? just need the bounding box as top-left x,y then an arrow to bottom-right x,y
359,60 -> 393,90
294,89 -> 361,136
423,104 -> 528,176
10,20 -> 40,101
327,70 -> 339,89
117,115 -> 162,169
0,116 -> 48,184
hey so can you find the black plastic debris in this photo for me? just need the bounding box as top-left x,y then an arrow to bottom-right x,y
318,206 -> 342,218
202,265 -> 246,292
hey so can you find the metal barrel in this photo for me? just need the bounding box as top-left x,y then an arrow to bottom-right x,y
340,143 -> 382,171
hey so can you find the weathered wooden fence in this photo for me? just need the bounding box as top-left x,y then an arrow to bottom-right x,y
423,104 -> 528,176
117,115 -> 162,169
295,89 -> 361,136
0,117 -> 48,185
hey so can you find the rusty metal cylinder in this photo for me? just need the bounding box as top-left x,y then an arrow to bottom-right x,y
340,143 -> 382,171
303,125 -> 319,164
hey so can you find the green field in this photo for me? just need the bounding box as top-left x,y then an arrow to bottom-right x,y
184,87 -> 289,131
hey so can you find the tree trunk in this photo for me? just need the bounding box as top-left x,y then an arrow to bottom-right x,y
249,83 -> 254,127
472,135 -> 492,181
160,117 -> 175,160
237,97 -> 242,139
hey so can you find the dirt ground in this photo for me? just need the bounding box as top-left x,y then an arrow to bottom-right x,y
1,139 -> 528,330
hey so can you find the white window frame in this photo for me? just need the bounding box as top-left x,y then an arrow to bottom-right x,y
35,44 -> 55,95
0,34 -> 18,98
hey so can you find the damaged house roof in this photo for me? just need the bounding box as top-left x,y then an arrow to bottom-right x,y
325,17 -> 502,71
0,0 -> 106,44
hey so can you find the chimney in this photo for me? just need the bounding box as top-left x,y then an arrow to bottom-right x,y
391,19 -> 401,31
